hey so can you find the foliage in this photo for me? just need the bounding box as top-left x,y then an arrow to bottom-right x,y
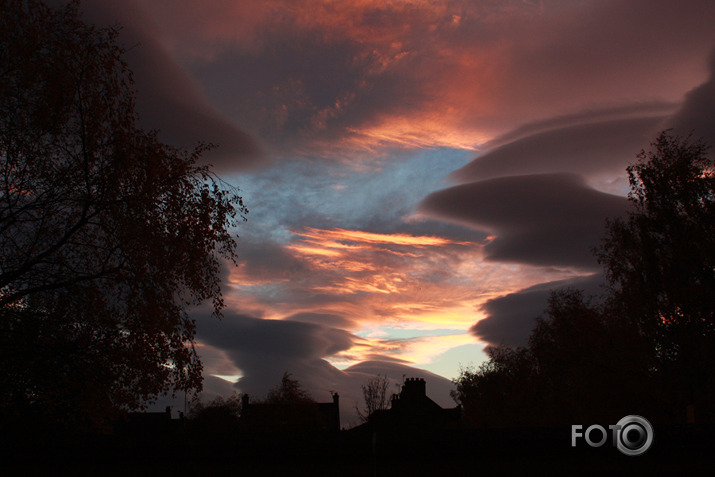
355,373 -> 391,422
451,345 -> 535,427
0,0 -> 247,428
247,372 -> 326,432
265,372 -> 314,404
454,290 -> 657,426
189,394 -> 243,420
596,131 -> 715,363
596,130 -> 715,419
187,394 -> 243,437
454,131 -> 715,426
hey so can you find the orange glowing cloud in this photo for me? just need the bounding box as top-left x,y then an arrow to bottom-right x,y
276,227 -> 575,331
285,227 -> 473,298
217,224 -> 586,378
294,227 -> 468,248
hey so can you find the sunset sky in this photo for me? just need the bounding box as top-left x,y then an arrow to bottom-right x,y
81,0 -> 715,424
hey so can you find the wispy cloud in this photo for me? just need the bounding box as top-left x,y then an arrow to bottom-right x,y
220,225 -> 572,371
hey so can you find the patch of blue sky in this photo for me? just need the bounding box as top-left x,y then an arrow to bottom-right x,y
225,147 -> 475,243
355,327 -> 467,340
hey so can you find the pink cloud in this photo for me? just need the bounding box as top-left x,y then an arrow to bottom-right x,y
133,0 -> 715,156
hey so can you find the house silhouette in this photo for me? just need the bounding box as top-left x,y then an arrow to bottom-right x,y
365,377 -> 461,432
240,392 -> 340,433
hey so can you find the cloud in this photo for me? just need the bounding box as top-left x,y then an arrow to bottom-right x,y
451,116 -> 667,182
74,0 -> 715,167
471,274 -> 606,347
123,1 -> 715,420
194,311 -> 455,425
258,226 -> 518,325
478,104 -> 677,150
73,0 -> 262,171
415,43 -> 715,353
196,312 -> 354,400
227,236 -> 310,286
284,312 -> 356,329
218,222 -> 572,389
343,360 -> 457,407
199,313 -> 355,364
218,223 -> 563,372
668,48 -> 715,149
229,227 -> 472,324
419,173 -> 628,269
134,0 -> 715,157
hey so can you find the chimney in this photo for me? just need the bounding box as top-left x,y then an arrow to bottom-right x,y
332,393 -> 341,431
401,377 -> 426,399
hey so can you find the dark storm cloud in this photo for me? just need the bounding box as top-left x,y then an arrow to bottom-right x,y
199,313 -> 354,363
73,0 -> 262,171
471,274 -> 605,347
668,48 -> 715,149
419,174 -> 628,269
451,116 -> 667,182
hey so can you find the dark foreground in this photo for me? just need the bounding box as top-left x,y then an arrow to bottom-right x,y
3,424 -> 713,476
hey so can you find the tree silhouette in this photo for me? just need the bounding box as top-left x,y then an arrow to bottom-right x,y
453,290 -> 657,426
244,373 -> 325,432
188,394 -> 243,438
0,0 -> 247,429
596,131 -> 715,422
451,344 -> 535,427
454,131 -> 715,426
265,372 -> 314,404
528,289 -> 656,424
356,373 -> 391,422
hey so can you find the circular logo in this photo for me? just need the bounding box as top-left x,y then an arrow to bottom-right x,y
615,415 -> 654,456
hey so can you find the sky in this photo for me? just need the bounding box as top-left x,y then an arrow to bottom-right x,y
79,0 -> 715,425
